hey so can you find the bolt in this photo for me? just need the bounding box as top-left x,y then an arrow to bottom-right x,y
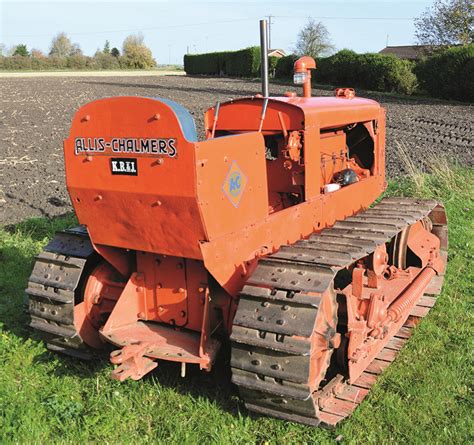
153,113 -> 161,120
83,115 -> 90,122
198,287 -> 205,293
180,311 -> 186,317
178,287 -> 185,293
137,312 -> 145,318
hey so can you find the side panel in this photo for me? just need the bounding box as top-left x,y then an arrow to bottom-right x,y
201,175 -> 385,295
196,132 -> 268,239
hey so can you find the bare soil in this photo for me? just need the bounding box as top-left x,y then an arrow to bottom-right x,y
0,75 -> 472,225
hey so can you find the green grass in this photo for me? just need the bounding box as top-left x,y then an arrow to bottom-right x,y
0,167 -> 472,444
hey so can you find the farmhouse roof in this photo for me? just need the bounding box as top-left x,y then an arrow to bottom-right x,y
379,45 -> 433,60
268,49 -> 287,58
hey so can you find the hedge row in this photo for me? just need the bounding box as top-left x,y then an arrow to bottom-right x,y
414,44 -> 474,102
0,54 -> 121,70
274,54 -> 298,79
0,53 -> 142,71
275,46 -> 474,101
184,47 -> 281,77
275,50 -> 417,95
184,47 -> 261,77
184,49 -> 417,95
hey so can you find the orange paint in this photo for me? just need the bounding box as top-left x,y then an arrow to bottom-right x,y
60,56 -> 395,378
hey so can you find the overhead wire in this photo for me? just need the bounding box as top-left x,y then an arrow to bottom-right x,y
3,14 -> 415,38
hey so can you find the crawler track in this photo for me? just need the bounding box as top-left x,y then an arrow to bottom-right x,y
26,198 -> 447,426
230,197 -> 447,427
26,226 -> 96,359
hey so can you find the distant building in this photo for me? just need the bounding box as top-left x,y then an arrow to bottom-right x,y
268,49 -> 287,58
379,45 -> 433,60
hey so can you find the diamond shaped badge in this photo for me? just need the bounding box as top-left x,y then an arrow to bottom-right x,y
222,161 -> 248,208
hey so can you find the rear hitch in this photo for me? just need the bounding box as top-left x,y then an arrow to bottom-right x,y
110,342 -> 157,381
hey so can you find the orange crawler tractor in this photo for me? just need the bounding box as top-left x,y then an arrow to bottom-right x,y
26,23 -> 447,427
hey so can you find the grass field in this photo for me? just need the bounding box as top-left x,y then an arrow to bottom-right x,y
0,167 -> 472,444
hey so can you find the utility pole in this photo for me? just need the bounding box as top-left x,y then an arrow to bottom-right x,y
267,15 -> 273,49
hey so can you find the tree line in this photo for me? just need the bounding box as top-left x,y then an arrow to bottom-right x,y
1,0 -> 471,71
0,32 -> 157,70
185,0 -> 472,101
293,0 -> 472,60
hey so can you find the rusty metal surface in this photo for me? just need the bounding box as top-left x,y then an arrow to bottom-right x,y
230,197 -> 446,427
25,198 -> 446,427
26,228 -> 96,358
247,259 -> 334,293
232,296 -> 318,337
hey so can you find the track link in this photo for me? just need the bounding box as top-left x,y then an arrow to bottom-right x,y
26,226 -> 96,359
230,197 -> 447,427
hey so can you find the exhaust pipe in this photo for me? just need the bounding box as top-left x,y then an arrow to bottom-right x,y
260,19 -> 269,97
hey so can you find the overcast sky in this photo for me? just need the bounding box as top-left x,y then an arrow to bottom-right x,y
1,0 -> 432,64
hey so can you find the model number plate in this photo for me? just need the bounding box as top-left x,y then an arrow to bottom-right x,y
111,158 -> 137,176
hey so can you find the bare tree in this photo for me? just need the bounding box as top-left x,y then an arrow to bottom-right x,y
294,18 -> 334,58
49,32 -> 82,57
31,48 -> 46,58
415,0 -> 473,46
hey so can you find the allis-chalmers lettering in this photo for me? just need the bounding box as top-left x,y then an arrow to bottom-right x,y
74,137 -> 177,157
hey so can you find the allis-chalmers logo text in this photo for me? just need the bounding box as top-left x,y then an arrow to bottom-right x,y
74,137 -> 177,158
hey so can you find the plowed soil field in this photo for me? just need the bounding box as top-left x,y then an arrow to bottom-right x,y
1,75 -> 472,225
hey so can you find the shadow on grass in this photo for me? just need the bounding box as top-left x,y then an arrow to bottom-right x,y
42,344 -> 242,417
3,212 -> 77,241
0,212 -> 241,418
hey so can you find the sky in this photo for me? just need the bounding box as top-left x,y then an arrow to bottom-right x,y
0,0 -> 433,64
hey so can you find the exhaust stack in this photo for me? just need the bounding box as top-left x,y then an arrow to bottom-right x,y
259,19 -> 269,97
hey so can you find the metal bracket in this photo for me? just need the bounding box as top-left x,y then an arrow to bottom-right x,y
110,342 -> 157,381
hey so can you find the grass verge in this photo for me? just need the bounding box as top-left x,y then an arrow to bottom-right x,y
0,167 -> 472,444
